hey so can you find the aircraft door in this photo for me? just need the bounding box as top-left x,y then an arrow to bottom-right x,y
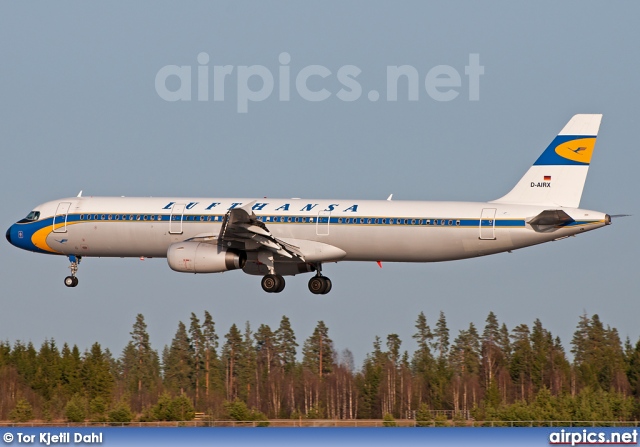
479,208 -> 497,240
316,210 -> 330,235
53,202 -> 72,233
169,203 -> 185,234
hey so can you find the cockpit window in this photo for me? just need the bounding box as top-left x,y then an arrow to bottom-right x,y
25,211 -> 40,221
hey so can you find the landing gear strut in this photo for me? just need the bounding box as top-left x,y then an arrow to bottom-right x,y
261,274 -> 285,293
64,255 -> 81,288
308,264 -> 332,295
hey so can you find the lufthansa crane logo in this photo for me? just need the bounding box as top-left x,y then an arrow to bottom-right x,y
555,137 -> 596,164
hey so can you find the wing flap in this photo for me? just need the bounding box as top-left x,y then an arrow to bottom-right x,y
218,201 -> 305,260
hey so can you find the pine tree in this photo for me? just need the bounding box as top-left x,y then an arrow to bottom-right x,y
481,312 -> 501,391
626,338 -> 640,397
9,398 -> 33,422
571,313 -> 591,365
530,318 -> 551,391
411,312 -> 435,408
275,315 -> 298,373
59,343 -> 82,399
189,313 -> 205,407
497,323 -> 511,365
120,314 -> 160,412
302,321 -> 334,377
163,321 -> 194,395
450,323 -> 481,413
359,336 -> 384,418
255,324 -> 277,413
33,339 -> 61,401
426,311 -> 451,410
432,311 -> 450,360
237,322 -> 257,402
202,310 -> 220,401
413,312 -> 434,366
255,324 -> 277,376
510,324 -> 533,400
222,324 -> 244,401
81,342 -> 114,403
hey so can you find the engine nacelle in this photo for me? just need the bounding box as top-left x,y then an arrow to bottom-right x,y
167,242 -> 246,273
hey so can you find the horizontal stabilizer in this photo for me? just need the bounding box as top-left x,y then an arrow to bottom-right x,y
528,209 -> 575,232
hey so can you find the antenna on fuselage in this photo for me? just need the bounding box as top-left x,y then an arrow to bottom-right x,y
77,190 -> 83,197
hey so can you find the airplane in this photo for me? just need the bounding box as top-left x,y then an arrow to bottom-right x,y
6,114 -> 612,295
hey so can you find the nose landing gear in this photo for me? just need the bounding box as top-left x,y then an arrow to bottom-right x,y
64,255 -> 81,288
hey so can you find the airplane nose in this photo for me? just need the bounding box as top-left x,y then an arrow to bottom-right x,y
6,227 -> 12,244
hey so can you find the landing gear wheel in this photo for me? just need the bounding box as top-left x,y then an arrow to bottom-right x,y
274,274 -> 285,293
308,276 -> 331,295
65,255 -> 81,288
308,277 -> 324,294
321,277 -> 332,294
64,276 -> 78,288
261,274 -> 285,293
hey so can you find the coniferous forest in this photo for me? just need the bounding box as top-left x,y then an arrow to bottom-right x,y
1,311 -> 640,423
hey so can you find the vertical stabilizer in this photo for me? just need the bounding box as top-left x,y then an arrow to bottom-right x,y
491,114 -> 602,208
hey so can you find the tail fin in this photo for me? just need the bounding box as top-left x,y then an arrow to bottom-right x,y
491,114 -> 602,208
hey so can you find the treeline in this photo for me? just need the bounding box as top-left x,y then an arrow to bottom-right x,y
1,311 -> 640,422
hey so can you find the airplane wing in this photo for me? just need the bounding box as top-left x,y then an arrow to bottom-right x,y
218,201 -> 305,260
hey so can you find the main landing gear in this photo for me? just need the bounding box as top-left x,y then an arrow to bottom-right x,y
308,275 -> 332,295
64,255 -> 81,288
259,263 -> 332,295
261,274 -> 286,293
308,263 -> 331,295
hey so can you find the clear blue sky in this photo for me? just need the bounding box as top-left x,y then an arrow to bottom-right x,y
1,1 -> 638,366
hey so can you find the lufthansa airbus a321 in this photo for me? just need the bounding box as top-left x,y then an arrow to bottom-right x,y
6,115 -> 612,294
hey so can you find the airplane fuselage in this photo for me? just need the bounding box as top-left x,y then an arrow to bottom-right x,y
6,196 -> 609,264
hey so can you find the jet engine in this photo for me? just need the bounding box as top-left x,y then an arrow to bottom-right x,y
167,242 -> 246,273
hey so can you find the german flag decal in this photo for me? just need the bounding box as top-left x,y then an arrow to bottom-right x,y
544,175 -> 551,181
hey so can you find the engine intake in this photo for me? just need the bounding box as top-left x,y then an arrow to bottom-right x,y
167,242 -> 246,273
